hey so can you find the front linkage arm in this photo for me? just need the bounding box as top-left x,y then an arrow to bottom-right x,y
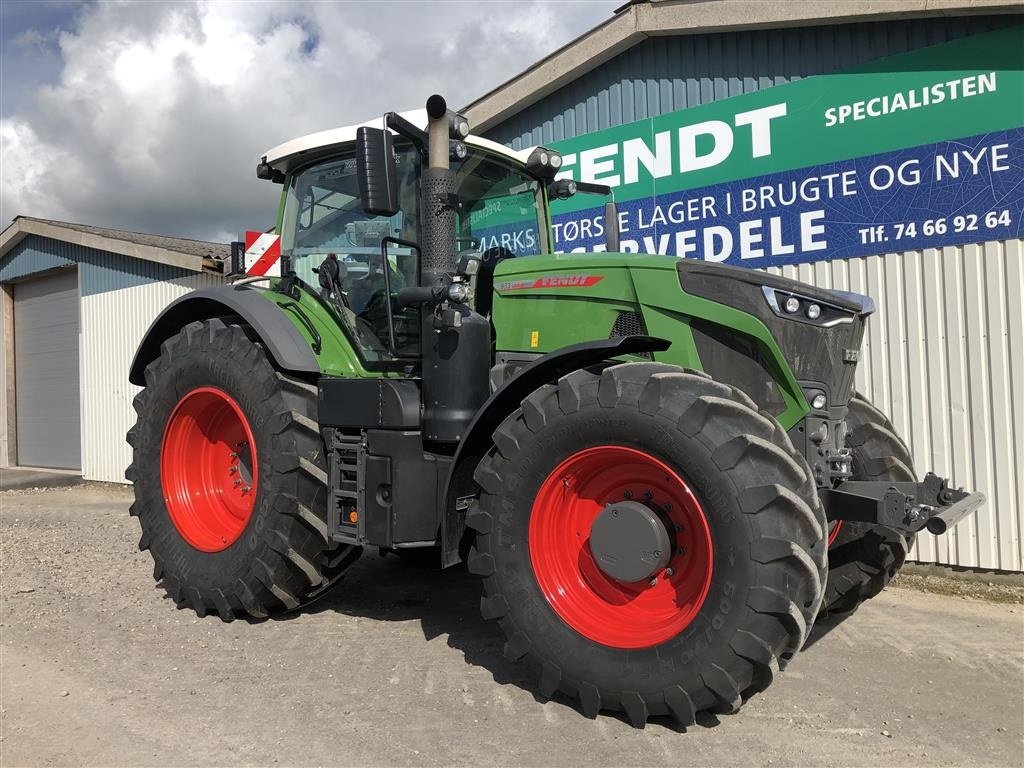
821,472 -> 986,536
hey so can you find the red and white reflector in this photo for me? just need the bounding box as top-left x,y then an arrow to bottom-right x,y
244,231 -> 282,277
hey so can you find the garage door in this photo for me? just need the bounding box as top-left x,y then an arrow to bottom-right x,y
14,269 -> 81,470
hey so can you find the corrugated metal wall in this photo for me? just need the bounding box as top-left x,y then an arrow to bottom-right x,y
80,272 -> 220,483
487,16 -> 1020,149
1,236 -> 222,482
484,17 -> 1024,571
766,242 -> 1023,572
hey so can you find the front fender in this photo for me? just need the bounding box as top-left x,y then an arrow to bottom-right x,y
129,285 -> 320,385
439,335 -> 671,567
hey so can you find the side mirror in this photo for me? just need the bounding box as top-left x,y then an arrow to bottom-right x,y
356,127 -> 399,217
604,201 -> 620,252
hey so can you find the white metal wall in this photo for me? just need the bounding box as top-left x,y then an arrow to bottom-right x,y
768,238 -> 1023,572
79,273 -> 221,484
0,286 -> 10,467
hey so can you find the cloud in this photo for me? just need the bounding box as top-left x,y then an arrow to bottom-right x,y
0,0 -> 616,241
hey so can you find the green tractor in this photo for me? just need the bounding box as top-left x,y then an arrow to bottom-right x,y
127,95 -> 983,726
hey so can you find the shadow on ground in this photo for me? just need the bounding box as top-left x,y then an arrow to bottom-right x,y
158,549 -> 853,728
282,551 -> 834,730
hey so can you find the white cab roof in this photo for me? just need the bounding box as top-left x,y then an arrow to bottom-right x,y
262,109 -> 536,174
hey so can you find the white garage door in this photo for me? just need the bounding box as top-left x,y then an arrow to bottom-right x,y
14,269 -> 82,470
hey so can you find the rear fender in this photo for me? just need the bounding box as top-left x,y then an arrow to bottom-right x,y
439,335 -> 671,567
128,285 -> 320,385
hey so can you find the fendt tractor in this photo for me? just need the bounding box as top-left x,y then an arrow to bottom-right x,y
127,96 -> 984,727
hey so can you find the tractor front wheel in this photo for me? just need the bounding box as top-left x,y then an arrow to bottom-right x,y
467,363 -> 827,727
820,393 -> 916,618
126,318 -> 360,620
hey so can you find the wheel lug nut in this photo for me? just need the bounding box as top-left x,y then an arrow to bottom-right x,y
623,490 -> 633,499
643,490 -> 653,501
648,577 -> 658,587
664,567 -> 675,578
677,546 -> 686,556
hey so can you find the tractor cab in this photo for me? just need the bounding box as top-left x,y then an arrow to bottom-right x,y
258,112 -> 570,365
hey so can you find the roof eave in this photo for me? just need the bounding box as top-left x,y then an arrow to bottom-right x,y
462,0 -> 1024,133
0,218 -> 215,274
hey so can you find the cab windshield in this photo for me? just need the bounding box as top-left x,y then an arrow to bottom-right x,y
279,144 -> 546,365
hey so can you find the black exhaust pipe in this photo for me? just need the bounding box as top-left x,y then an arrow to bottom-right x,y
419,95 -> 490,444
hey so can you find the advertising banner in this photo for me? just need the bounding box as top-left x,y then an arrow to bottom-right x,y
546,25 -> 1024,267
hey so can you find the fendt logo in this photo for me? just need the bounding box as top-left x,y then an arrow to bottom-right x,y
495,274 -> 604,292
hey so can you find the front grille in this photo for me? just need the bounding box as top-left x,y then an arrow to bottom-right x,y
678,260 -> 866,408
691,320 -> 787,414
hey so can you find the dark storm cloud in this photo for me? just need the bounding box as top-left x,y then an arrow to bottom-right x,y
1,1 -> 617,241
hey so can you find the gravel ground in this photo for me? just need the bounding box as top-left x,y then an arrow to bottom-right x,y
2,485 -> 1022,767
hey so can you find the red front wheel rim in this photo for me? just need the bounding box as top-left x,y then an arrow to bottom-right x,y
160,387 -> 259,552
528,446 -> 714,649
827,520 -> 843,547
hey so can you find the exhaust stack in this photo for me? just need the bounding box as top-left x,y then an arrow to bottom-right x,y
420,94 -> 458,288
418,95 -> 490,444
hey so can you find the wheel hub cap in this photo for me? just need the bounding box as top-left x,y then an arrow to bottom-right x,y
589,500 -> 672,583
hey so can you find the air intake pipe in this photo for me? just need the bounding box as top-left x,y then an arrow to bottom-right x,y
418,95 -> 490,444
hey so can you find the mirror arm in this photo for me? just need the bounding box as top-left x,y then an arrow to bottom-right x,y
384,112 -> 428,153
573,181 -> 613,197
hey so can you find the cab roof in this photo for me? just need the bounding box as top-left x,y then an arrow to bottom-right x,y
262,109 -> 537,175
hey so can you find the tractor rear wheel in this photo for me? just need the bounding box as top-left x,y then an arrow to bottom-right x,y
126,318 -> 360,620
820,394 -> 916,618
466,363 -> 827,727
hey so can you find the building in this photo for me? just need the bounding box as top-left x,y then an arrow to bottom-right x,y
0,217 -> 226,483
465,0 -> 1023,572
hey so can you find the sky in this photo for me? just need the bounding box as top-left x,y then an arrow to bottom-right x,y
0,0 -> 619,242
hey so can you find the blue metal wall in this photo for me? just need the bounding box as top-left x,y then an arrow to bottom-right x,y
486,16 -> 1020,149
1,236 -> 198,296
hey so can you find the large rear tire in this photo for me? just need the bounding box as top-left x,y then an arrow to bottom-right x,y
126,318 -> 360,621
820,393 -> 916,618
466,363 -> 827,727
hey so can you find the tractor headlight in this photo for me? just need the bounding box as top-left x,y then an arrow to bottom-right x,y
449,113 -> 470,139
526,146 -> 562,179
548,179 -> 577,200
446,281 -> 472,304
811,393 -> 827,410
449,140 -> 468,161
764,287 -> 863,328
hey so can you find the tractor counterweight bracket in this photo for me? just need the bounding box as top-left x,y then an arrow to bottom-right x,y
821,472 -> 985,536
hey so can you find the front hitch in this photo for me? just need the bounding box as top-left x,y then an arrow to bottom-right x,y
820,472 -> 985,535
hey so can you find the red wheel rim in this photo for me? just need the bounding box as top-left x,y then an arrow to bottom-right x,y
160,387 -> 258,552
528,446 -> 713,649
827,520 -> 843,546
